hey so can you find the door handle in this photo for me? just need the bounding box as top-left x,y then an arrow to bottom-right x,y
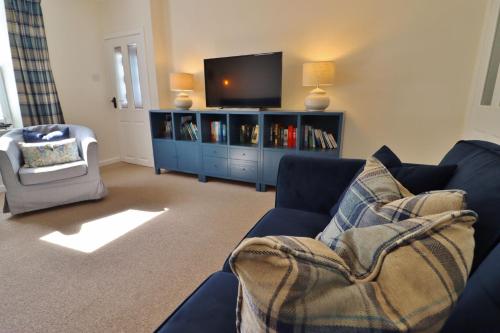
111,97 -> 117,109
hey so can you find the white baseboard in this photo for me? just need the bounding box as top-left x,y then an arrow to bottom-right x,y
99,157 -> 121,167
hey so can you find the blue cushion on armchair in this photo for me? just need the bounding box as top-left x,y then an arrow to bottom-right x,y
23,127 -> 70,143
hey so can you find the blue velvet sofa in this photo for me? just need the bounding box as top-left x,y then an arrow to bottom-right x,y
156,140 -> 500,333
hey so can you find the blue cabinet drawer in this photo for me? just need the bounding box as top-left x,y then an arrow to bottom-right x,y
154,139 -> 177,170
203,157 -> 228,176
230,160 -> 258,181
202,145 -> 228,158
229,147 -> 258,161
176,141 -> 200,174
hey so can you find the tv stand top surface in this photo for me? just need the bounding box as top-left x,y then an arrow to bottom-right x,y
150,108 -> 345,115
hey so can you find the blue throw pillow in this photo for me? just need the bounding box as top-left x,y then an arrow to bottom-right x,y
23,127 -> 70,143
329,145 -> 457,216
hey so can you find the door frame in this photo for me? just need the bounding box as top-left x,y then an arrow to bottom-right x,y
104,28 -> 155,167
464,0 -> 500,142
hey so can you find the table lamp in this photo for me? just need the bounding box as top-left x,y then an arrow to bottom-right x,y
170,72 -> 194,109
302,61 -> 335,111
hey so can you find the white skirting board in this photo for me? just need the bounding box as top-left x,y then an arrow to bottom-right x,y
99,157 -> 121,166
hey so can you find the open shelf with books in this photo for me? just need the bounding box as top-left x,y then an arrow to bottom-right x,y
150,110 -> 343,191
299,114 -> 341,154
174,112 -> 199,142
263,114 -> 297,149
201,113 -> 228,144
150,111 -> 174,139
229,114 -> 259,148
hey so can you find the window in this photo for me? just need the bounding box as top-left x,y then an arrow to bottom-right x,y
0,68 -> 12,124
0,0 -> 20,127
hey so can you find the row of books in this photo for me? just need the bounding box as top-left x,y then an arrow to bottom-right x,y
240,124 -> 259,145
180,116 -> 199,141
210,121 -> 227,143
303,126 -> 338,150
269,124 -> 296,148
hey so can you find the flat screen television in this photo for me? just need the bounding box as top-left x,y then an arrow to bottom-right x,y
204,52 -> 282,109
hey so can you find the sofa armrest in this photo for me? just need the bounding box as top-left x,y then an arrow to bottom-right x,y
275,155 -> 365,215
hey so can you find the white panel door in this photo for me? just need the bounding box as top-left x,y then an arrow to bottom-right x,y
105,32 -> 152,166
464,0 -> 500,143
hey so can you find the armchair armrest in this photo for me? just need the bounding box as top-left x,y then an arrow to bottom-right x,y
0,133 -> 22,188
275,155 -> 365,215
71,125 -> 98,163
71,125 -> 100,178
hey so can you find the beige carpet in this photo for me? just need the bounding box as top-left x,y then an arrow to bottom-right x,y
0,163 -> 275,332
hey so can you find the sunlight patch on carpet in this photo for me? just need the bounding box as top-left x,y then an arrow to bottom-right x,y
40,208 -> 168,253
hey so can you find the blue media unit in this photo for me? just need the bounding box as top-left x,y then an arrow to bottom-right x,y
149,110 -> 344,191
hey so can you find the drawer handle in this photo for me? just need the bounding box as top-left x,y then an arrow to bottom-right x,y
213,150 -> 217,154
214,164 -> 218,168
242,168 -> 246,171
242,153 -> 246,156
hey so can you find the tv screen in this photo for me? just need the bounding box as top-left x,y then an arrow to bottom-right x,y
204,52 -> 282,108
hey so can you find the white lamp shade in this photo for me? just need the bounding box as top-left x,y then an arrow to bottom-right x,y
170,72 -> 194,91
302,61 -> 335,87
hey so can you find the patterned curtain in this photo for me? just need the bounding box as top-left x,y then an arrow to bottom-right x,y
4,0 -> 64,126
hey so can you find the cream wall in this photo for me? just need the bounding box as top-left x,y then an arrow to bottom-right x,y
41,0 -> 165,164
41,0 -> 120,164
166,0 -> 487,163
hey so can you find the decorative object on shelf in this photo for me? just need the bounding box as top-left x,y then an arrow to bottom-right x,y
163,118 -> 173,139
303,61 -> 335,111
170,72 -> 194,110
239,124 -> 259,145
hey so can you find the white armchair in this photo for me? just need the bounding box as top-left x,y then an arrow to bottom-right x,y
0,124 -> 107,215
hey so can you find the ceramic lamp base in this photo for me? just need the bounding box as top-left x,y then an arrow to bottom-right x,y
305,87 -> 330,111
174,92 -> 193,110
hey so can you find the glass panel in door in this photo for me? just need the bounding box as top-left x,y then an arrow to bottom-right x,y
128,43 -> 143,109
113,46 -> 128,109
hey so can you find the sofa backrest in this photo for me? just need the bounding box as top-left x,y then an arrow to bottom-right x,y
440,140 -> 500,273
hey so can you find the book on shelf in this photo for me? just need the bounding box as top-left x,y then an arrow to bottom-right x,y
303,125 -> 337,150
180,117 -> 198,141
239,124 -> 258,145
269,123 -> 296,148
210,121 -> 227,143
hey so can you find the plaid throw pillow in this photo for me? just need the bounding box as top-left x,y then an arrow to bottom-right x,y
230,157 -> 477,332
318,157 -> 466,248
231,208 -> 476,332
